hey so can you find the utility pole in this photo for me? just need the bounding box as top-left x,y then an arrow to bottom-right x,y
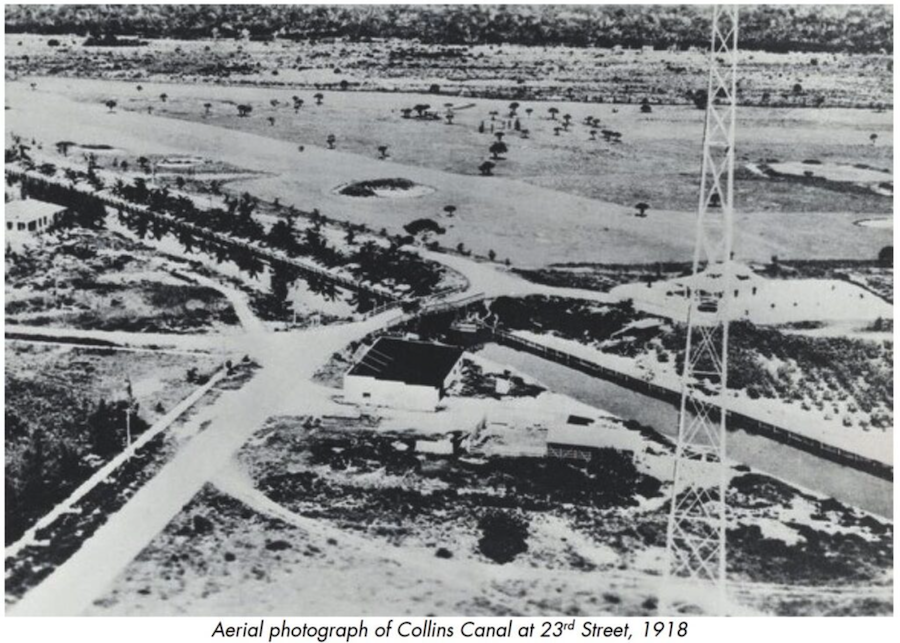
125,378 -> 135,449
664,4 -> 738,611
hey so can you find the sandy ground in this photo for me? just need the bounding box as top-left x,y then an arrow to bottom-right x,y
611,262 -> 893,325
6,78 -> 892,267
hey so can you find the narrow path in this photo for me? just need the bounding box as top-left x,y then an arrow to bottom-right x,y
422,250 -> 616,303
3,324 -> 236,353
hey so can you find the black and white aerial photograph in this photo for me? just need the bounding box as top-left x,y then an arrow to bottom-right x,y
2,3 -> 894,618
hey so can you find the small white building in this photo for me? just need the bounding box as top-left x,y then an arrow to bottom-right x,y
343,337 -> 464,412
5,199 -> 66,235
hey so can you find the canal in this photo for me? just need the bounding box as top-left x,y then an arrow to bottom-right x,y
479,344 -> 892,518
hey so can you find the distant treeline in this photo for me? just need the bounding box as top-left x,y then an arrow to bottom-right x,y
4,4 -> 893,54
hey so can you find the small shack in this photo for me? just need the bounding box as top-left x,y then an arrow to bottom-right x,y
5,199 -> 65,235
344,337 -> 464,412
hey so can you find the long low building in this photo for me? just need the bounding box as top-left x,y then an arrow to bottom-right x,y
5,198 -> 66,234
343,337 -> 464,412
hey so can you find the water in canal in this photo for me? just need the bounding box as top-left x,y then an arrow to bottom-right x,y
479,344 -> 892,518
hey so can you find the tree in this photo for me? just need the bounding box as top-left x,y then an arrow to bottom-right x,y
488,249 -> 497,261
203,102 -> 212,115
292,96 -> 304,112
878,245 -> 892,265
413,104 -> 430,118
562,113 -> 572,129
640,102 -> 652,113
270,98 -> 279,108
477,511 -> 529,564
105,99 -> 117,113
159,92 -> 168,102
690,89 -> 708,110
267,116 -> 275,126
326,134 -> 336,149
445,112 -> 455,124
314,92 -> 324,105
635,202 -> 650,217
137,156 -> 151,174
508,101 -> 520,116
478,161 -> 495,176
378,145 -> 389,159
525,107 -> 533,118
489,141 -> 508,160
870,133 -> 878,145
589,129 -> 597,141
494,132 -> 505,141
237,104 -> 252,117
56,140 -> 74,156
548,107 -> 559,120
443,205 -> 457,217
400,108 -> 413,119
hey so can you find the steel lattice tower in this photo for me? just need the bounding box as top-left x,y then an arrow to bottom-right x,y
664,4 -> 738,602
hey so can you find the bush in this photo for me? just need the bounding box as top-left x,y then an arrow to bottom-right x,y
404,218 -> 446,236
477,510 -> 529,563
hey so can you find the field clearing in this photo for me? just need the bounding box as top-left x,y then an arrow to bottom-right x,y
6,33 -> 892,108
5,228 -> 240,334
6,77 -> 892,267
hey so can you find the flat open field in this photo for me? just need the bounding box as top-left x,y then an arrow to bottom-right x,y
5,76 -> 892,267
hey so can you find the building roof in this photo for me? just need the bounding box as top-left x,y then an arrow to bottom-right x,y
347,337 -> 463,388
5,199 -> 66,223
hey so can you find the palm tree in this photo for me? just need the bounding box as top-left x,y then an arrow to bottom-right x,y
494,132 -> 505,141
548,107 -> 559,120
443,205 -> 457,217
349,289 -> 374,314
